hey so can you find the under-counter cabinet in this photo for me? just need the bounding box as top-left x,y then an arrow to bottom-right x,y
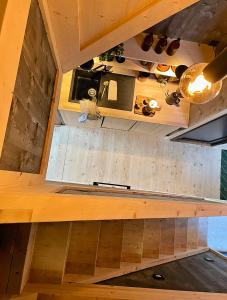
101,117 -> 136,131
60,110 -> 103,128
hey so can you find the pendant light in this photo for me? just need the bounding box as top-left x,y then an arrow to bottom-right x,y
179,63 -> 222,104
166,47 -> 227,106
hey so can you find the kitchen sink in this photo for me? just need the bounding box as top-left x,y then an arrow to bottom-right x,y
69,69 -> 135,111
69,69 -> 102,102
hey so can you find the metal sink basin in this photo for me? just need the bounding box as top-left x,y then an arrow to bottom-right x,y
69,69 -> 101,102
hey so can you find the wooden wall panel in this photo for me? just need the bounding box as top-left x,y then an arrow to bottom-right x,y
0,224 -> 17,294
198,218 -> 208,247
7,224 -> 32,294
29,223 -> 70,284
96,221 -> 124,268
143,219 -> 161,259
0,224 -> 31,295
0,0 -> 31,157
65,221 -> 101,275
121,220 -> 144,263
21,224 -> 38,292
0,0 -> 56,173
174,218 -> 188,253
187,218 -> 199,249
160,219 -> 175,256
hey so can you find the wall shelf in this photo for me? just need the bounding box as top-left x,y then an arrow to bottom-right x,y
123,34 -> 214,67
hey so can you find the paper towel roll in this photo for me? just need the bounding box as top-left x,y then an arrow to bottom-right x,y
108,80 -> 118,101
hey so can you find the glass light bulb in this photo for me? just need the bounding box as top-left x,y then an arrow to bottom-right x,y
179,63 -> 222,104
149,99 -> 158,108
188,74 -> 211,95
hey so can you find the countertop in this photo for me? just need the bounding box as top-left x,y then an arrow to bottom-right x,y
59,67 -> 190,128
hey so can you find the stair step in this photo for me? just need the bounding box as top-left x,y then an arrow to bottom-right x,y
160,219 -> 175,256
143,219 -> 161,259
29,223 -> 70,284
174,218 -> 188,254
187,218 -> 199,250
28,217 -> 209,285
65,221 -> 101,275
63,248 -> 208,284
121,220 -> 144,263
96,220 -> 124,268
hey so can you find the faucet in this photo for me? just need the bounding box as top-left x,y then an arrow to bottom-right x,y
91,64 -> 112,73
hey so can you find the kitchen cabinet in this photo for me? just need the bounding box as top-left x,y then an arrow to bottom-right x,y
124,35 -> 214,66
59,69 -> 190,128
102,117 -> 136,131
60,110 -> 103,128
130,121 -> 177,136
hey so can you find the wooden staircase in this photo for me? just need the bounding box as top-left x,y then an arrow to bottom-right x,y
27,217 -> 208,286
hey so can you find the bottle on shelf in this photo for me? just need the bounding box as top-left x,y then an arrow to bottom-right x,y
166,38 -> 181,56
140,61 -> 154,71
141,33 -> 153,52
154,36 -> 168,54
138,71 -> 150,82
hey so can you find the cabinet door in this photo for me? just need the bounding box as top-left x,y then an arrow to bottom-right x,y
60,110 -> 103,128
102,117 -> 136,131
130,121 -> 177,136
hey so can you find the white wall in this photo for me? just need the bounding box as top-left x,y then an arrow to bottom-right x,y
208,217 -> 227,252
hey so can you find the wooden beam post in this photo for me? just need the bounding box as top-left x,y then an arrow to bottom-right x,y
1,187 -> 227,223
25,283 -> 227,300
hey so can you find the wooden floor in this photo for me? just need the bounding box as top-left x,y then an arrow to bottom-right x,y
46,125 -> 224,198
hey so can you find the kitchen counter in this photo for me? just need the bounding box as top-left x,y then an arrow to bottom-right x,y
59,67 -> 190,128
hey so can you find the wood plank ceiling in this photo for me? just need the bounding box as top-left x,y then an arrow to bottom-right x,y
40,0 -> 199,72
149,0 -> 227,54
